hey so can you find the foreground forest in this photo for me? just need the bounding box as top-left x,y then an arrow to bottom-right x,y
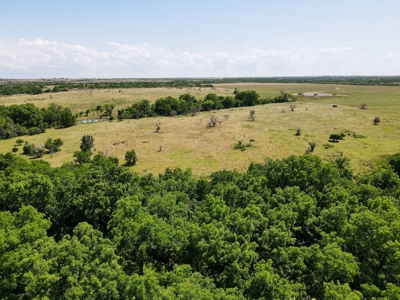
1,151 -> 400,299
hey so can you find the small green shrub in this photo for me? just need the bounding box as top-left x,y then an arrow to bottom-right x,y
323,143 -> 334,149
234,140 -> 252,151
125,149 -> 137,166
329,133 -> 343,142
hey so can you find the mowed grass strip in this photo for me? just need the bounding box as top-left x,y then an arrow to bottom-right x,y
1,83 -> 399,177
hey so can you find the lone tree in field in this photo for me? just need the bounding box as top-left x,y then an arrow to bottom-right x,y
80,135 -> 95,152
125,149 -> 137,166
373,116 -> 380,125
44,138 -> 64,154
295,128 -> 301,136
249,110 -> 256,121
290,104 -> 296,111
329,133 -> 342,142
360,103 -> 367,110
207,115 -> 218,128
155,122 -> 161,133
309,141 -> 316,152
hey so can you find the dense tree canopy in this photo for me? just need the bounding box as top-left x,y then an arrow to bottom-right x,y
0,152 -> 400,299
0,103 -> 76,140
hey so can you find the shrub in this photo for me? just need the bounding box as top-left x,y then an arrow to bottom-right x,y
73,150 -> 92,165
28,127 -> 42,135
125,149 -> 137,166
22,142 -> 44,157
295,128 -> 301,136
373,116 -> 380,125
80,135 -> 94,152
12,147 -> 18,154
234,140 -> 252,151
44,138 -> 64,154
155,122 -> 161,133
309,142 -> 316,151
207,115 -> 218,128
249,110 -> 255,121
23,142 -> 35,155
329,134 -> 342,142
16,139 -> 24,145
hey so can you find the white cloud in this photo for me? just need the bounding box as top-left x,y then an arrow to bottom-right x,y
0,38 -> 394,78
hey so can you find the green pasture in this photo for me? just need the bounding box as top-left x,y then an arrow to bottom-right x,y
0,83 -> 399,176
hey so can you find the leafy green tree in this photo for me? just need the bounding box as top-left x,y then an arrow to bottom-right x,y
80,134 -> 94,152
388,152 -> 400,177
234,90 -> 260,106
125,149 -> 137,166
373,116 -> 380,125
73,150 -> 92,165
155,96 -> 180,116
329,133 -> 342,142
59,108 -> 76,128
245,260 -> 304,299
324,281 -> 362,299
222,96 -> 237,108
104,104 -> 115,116
44,137 -> 63,154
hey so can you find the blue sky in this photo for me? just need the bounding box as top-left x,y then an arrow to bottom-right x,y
0,0 -> 399,78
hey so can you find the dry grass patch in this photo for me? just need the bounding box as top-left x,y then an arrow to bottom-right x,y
1,83 -> 400,176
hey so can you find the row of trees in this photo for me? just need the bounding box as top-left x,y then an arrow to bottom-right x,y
0,103 -> 76,139
0,83 -> 44,95
208,76 -> 400,86
0,81 -> 215,96
116,90 -> 296,120
1,152 -> 400,298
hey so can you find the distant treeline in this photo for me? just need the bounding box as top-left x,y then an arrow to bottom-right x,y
0,81 -> 214,96
212,76 -> 400,86
0,83 -> 45,96
2,76 -> 399,96
116,90 -> 296,120
0,103 -> 76,139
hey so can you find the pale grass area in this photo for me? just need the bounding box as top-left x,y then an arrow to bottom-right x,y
1,94 -> 400,177
0,87 -> 234,113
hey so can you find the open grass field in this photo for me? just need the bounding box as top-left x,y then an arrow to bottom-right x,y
0,86 -> 234,114
0,83 -> 399,177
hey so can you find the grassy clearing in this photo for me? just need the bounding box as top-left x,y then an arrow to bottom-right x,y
1,83 -> 399,177
0,87 -> 234,114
